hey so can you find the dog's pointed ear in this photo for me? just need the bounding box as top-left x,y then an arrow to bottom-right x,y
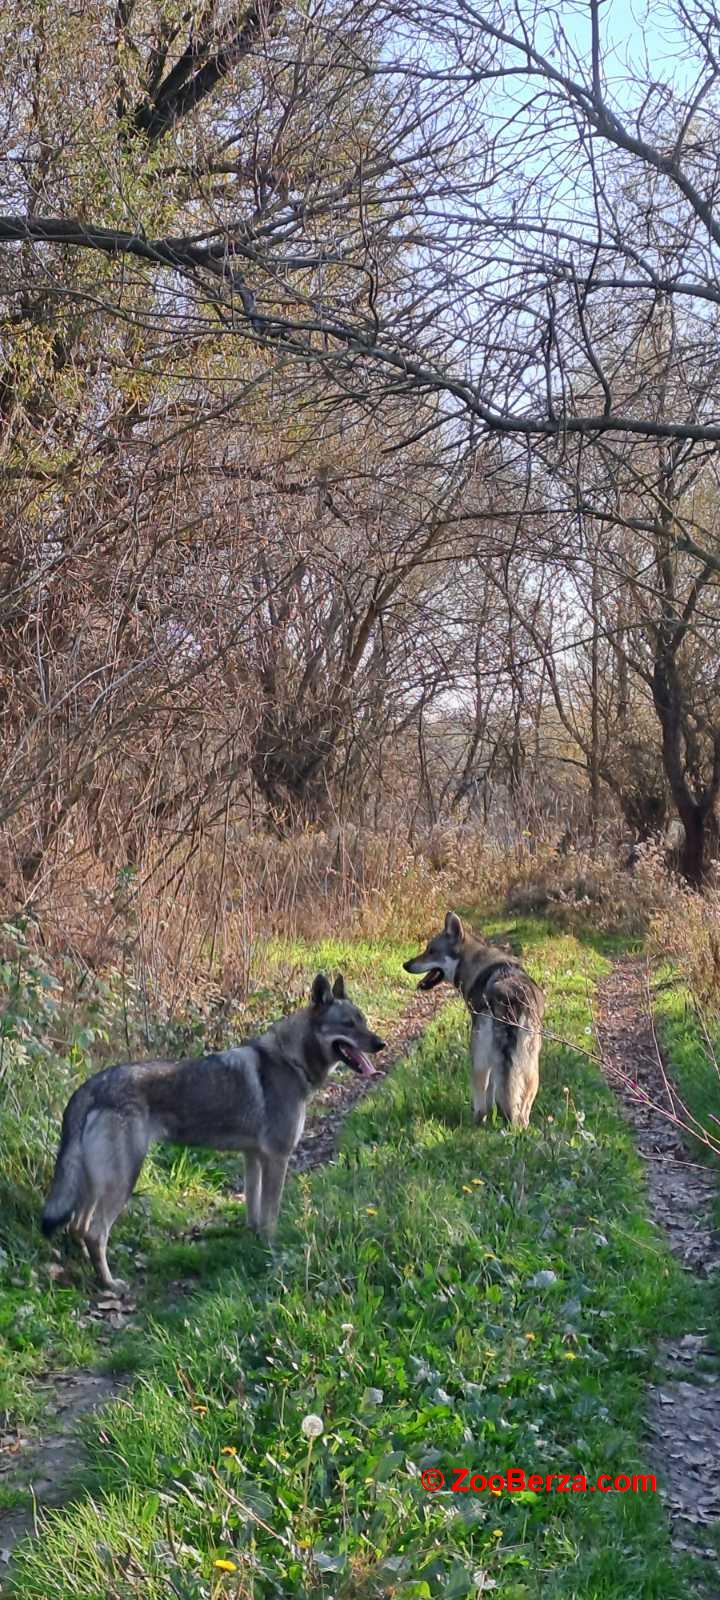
311,972 -> 333,1007
445,910 -> 464,942
332,973 -> 346,1000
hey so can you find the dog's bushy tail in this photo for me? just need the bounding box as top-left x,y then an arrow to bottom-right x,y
41,1097 -> 86,1237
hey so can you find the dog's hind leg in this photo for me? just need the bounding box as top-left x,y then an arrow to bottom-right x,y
258,1151 -> 290,1237
85,1220 -> 122,1292
470,1016 -> 495,1125
244,1152 -> 263,1231
80,1110 -> 149,1290
496,1023 -> 540,1128
68,1219 -> 91,1262
68,1182 -> 95,1256
516,1032 -> 541,1128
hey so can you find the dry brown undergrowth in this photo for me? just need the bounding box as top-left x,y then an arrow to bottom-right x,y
2,820 -> 691,1017
650,888 -> 720,1010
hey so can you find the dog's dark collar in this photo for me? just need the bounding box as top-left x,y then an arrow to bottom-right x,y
464,958 -> 516,1011
456,957 -> 510,990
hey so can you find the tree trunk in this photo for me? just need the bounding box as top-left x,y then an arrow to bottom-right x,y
677,804 -> 720,887
678,806 -> 706,887
588,555 -> 601,849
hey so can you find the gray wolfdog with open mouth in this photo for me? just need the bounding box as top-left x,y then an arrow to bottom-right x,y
404,912 -> 544,1127
41,973 -> 385,1289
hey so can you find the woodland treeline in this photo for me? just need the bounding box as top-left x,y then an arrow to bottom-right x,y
1,0 -> 719,916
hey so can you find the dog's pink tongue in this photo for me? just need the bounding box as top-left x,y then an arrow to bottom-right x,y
358,1052 -> 375,1077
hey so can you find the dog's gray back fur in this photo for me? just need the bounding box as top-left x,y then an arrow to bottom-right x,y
41,974 -> 384,1291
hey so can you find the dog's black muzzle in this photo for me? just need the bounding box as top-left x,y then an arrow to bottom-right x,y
403,957 -> 444,991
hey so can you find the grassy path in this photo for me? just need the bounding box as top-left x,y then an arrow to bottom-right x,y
1,919 -> 709,1597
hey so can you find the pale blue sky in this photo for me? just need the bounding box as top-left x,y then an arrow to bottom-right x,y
550,0 -> 695,97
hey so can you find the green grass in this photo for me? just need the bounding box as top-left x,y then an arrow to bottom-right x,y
3,920 -> 706,1598
651,964 -> 720,1160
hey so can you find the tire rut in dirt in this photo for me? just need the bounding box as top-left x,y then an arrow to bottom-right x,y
596,956 -> 720,1566
0,1371 -> 126,1582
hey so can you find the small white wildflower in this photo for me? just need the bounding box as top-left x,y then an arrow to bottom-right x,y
301,1413 -> 324,1439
